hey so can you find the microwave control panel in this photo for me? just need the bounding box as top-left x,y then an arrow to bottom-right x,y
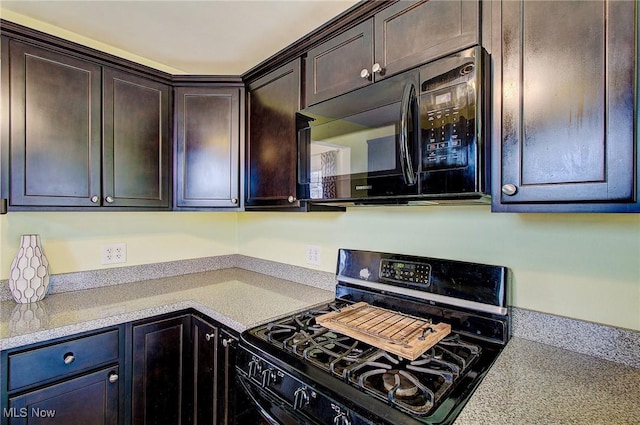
421,82 -> 474,171
380,259 -> 431,287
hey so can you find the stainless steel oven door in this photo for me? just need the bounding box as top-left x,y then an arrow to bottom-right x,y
238,374 -> 318,425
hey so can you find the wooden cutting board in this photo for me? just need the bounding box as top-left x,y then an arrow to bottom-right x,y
316,302 -> 451,361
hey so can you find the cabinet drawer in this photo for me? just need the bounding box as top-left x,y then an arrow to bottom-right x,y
7,329 -> 119,390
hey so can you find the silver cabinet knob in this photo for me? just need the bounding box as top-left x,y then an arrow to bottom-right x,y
90,195 -> 99,203
501,184 -> 518,196
231,198 -> 238,205
371,62 -> 384,75
108,372 -> 119,384
63,353 -> 75,365
105,196 -> 114,203
205,333 -> 215,342
360,68 -> 371,80
222,338 -> 235,348
287,195 -> 295,203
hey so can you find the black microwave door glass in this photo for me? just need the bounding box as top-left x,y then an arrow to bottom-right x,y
299,101 -> 416,200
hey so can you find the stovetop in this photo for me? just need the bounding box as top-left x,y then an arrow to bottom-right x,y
250,300 -> 484,417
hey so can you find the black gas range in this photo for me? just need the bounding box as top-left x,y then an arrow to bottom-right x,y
237,249 -> 510,425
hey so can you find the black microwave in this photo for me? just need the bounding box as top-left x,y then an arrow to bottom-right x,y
297,46 -> 490,206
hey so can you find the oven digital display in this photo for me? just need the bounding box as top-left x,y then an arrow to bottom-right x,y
380,259 -> 431,286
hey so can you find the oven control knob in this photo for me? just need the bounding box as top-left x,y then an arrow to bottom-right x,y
293,387 -> 313,410
333,412 -> 351,425
261,369 -> 277,388
248,359 -> 262,378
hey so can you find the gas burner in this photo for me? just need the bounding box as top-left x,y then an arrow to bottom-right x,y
382,369 -> 420,398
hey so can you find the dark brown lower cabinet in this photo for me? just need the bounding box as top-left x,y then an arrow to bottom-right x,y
1,312 -> 239,425
130,312 -> 240,425
1,327 -> 123,425
7,367 -> 119,425
191,316 -> 218,425
131,315 -> 191,425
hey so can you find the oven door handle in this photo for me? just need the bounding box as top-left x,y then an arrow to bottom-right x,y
238,374 -> 317,425
398,82 -> 418,186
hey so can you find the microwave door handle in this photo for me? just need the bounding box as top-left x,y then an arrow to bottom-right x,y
399,83 -> 417,186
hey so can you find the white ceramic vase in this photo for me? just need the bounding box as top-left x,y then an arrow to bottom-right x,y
8,234 -> 50,303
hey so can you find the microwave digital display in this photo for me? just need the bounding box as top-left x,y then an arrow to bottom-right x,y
435,92 -> 452,104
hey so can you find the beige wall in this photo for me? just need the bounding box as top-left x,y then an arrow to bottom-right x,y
0,212 -> 237,276
2,209 -> 638,331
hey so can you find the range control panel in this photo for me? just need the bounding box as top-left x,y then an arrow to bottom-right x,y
380,259 -> 431,286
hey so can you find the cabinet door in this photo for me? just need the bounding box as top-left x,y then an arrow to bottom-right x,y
174,87 -> 240,208
305,20 -> 373,105
7,367 -> 119,425
374,0 -> 479,78
494,0 -> 638,212
9,41 -> 102,207
191,316 -> 218,425
132,315 -> 190,425
103,69 -> 170,208
246,59 -> 302,208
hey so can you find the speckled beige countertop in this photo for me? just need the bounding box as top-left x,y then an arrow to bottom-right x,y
0,267 -> 334,350
2,267 -> 639,424
454,337 -> 640,424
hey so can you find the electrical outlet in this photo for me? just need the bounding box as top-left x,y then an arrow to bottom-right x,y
306,245 -> 321,266
102,243 -> 127,265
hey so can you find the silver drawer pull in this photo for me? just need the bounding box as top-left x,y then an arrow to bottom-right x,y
108,372 -> 119,384
205,333 -> 215,342
63,353 -> 75,365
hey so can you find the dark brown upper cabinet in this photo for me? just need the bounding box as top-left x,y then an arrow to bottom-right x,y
492,0 -> 639,212
174,87 -> 242,209
9,41 -> 102,207
305,0 -> 479,106
246,59 -> 302,209
103,68 -> 170,209
7,40 -> 171,209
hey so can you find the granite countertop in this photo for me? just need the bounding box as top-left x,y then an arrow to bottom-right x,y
455,337 -> 640,425
0,267 -> 335,350
2,267 -> 639,424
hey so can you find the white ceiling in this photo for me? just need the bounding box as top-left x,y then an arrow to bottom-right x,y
0,0 -> 360,75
